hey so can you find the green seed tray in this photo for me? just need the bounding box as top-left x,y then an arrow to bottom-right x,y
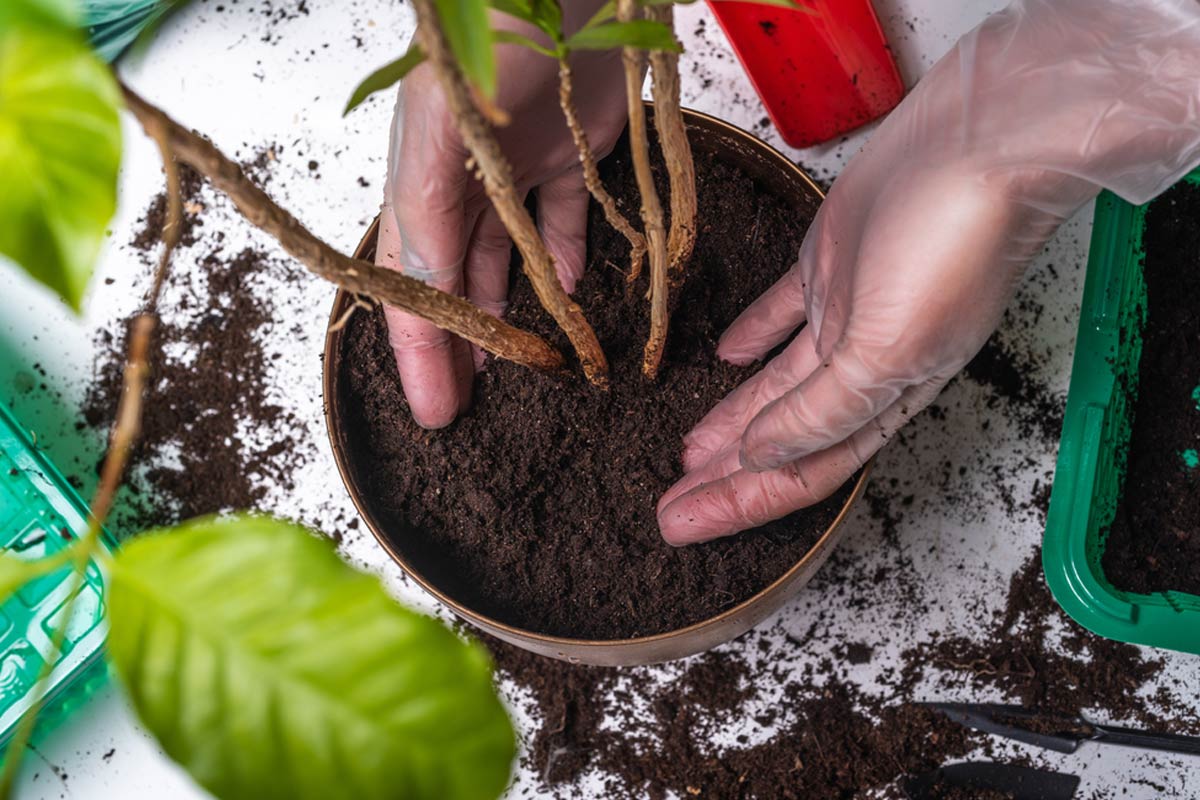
0,400 -> 115,750
1043,169 -> 1200,655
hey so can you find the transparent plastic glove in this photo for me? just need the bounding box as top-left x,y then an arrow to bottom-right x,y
659,0 -> 1200,545
379,5 -> 625,428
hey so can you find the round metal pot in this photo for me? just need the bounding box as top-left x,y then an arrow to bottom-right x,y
323,106 -> 870,666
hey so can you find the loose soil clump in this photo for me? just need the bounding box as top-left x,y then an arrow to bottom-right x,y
340,145 -> 854,639
1101,180 -> 1200,596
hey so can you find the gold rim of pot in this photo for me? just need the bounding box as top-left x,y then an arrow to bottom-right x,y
323,105 -> 872,666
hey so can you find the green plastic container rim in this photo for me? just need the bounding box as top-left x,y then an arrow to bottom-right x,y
1043,169 -> 1200,655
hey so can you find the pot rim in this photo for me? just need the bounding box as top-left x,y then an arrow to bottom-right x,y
322,104 -> 871,653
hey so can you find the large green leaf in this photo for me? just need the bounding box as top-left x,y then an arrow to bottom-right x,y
107,515 -> 515,800
0,23 -> 121,311
343,44 -> 427,116
434,0 -> 497,99
565,19 -> 680,52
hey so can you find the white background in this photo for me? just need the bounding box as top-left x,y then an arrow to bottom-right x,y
2,0 -> 1198,797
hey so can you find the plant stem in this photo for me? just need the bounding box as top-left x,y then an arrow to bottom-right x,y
617,0 -> 670,379
646,3 -> 696,276
410,0 -> 608,387
119,83 -> 567,377
0,118 -> 182,799
557,58 -> 646,280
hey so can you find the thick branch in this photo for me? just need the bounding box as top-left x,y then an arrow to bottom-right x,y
410,0 -> 609,387
618,0 -> 670,379
558,59 -> 646,280
120,84 -> 565,375
647,4 -> 696,275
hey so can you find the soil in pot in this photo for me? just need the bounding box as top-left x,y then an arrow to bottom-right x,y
338,138 -> 856,639
1102,180 -> 1200,596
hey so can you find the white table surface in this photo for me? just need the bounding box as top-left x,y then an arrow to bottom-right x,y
2,0 -> 1198,797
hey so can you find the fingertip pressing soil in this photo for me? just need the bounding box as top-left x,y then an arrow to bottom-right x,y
339,143 -> 855,639
1101,180 -> 1200,596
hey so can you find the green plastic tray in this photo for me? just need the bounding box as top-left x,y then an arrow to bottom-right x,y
1043,169 -> 1200,655
0,400 -> 115,750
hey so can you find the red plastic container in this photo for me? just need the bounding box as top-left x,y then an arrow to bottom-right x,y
709,0 -> 905,148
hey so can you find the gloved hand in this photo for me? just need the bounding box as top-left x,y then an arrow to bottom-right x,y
379,4 -> 625,428
658,0 -> 1200,545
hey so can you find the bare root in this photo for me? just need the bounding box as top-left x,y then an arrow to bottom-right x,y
120,83 -> 567,376
558,59 -> 646,280
646,4 -> 696,277
411,0 -> 609,387
618,0 -> 670,379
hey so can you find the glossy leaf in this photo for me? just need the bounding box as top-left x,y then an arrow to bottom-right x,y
435,0 -> 497,98
0,22 -> 121,311
344,44 -> 426,115
107,515 -> 515,800
565,19 -> 680,52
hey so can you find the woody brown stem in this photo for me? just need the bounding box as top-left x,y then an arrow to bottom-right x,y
410,0 -> 609,387
646,4 -> 696,276
617,0 -> 670,379
558,58 -> 646,280
120,83 -> 565,375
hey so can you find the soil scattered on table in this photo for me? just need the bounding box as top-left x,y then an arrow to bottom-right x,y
1101,180 -> 1200,596
83,161 -> 307,535
899,553 -> 1173,728
340,142 -> 854,639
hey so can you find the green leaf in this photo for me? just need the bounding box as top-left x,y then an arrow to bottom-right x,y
492,29 -> 556,57
528,0 -> 562,39
0,0 -> 79,32
581,0 -> 615,30
565,19 -> 680,52
489,0 -> 561,42
0,545 -> 77,603
0,24 -> 121,311
107,515 -> 515,800
435,0 -> 497,99
343,45 -> 426,116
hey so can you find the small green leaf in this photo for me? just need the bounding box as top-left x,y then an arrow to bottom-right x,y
107,515 -> 515,800
0,24 -> 121,311
0,546 -> 76,603
344,45 -> 427,116
581,0 -> 615,30
489,0 -> 561,43
565,19 -> 680,52
492,29 -> 556,57
528,0 -> 562,40
435,0 -> 497,98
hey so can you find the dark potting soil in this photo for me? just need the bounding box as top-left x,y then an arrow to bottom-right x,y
1101,180 -> 1200,596
485,634 -> 981,800
83,163 -> 306,535
340,145 -> 855,639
